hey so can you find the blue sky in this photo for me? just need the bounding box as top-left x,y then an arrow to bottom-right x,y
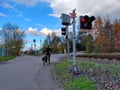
0,0 -> 120,51
0,0 -> 62,51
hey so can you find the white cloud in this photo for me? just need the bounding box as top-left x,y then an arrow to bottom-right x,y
25,27 -> 61,36
8,0 -> 120,19
1,2 -> 15,9
25,27 -> 44,36
5,0 -> 120,20
0,12 -> 8,17
24,18 -> 31,22
18,14 -> 23,17
41,28 -> 53,35
35,23 -> 45,28
23,26 -> 61,51
9,0 -> 49,6
45,0 -> 120,20
41,27 -> 60,36
11,0 -> 41,6
0,2 -> 24,17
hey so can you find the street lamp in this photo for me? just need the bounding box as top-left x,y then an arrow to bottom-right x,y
33,39 -> 36,50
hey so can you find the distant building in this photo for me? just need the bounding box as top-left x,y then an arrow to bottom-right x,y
0,48 -> 6,56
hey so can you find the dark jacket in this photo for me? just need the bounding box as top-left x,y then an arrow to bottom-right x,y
46,47 -> 51,55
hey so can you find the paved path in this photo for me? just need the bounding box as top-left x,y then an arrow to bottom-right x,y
0,54 -> 67,90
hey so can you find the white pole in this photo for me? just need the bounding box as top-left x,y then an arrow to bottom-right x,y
66,25 -> 70,61
73,17 -> 76,65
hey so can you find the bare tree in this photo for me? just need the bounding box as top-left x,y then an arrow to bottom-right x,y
42,32 -> 61,53
0,23 -> 25,56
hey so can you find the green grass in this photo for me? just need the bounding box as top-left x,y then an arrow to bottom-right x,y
65,77 -> 95,90
0,56 -> 16,61
53,61 -> 96,90
53,59 -> 120,90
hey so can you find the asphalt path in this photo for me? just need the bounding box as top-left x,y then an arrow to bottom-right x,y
0,54 -> 67,90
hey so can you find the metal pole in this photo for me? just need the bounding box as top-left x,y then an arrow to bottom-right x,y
67,40 -> 70,61
73,17 -> 76,65
66,26 -> 70,61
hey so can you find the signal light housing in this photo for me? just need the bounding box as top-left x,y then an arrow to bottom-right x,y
61,27 -> 66,35
80,15 -> 95,30
61,14 -> 70,25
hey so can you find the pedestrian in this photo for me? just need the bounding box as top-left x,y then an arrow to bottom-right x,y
45,46 -> 51,64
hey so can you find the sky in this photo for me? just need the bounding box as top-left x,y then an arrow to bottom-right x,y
0,0 -> 120,51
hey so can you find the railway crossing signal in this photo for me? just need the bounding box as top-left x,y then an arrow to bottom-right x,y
61,27 -> 66,35
80,15 -> 95,29
61,13 -> 70,25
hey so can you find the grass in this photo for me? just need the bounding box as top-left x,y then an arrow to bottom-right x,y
77,61 -> 120,76
65,77 -> 95,90
53,61 -> 96,90
0,56 -> 16,61
53,58 -> 120,90
86,52 -> 120,55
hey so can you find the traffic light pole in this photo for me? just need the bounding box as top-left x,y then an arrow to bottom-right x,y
72,17 -> 76,66
70,9 -> 77,66
61,9 -> 80,75
70,9 -> 80,76
66,25 -> 70,61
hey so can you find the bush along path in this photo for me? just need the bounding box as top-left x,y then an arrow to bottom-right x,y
53,57 -> 120,90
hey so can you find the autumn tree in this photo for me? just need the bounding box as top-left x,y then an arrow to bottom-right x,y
93,16 -> 103,52
84,34 -> 93,53
42,33 -> 51,53
93,16 -> 115,52
42,32 -> 61,53
93,16 -> 120,53
50,32 -> 61,53
112,19 -> 120,52
77,33 -> 86,51
57,39 -> 66,53
0,23 -> 25,56
103,17 -> 114,52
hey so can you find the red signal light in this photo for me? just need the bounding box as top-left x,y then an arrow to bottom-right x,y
81,18 -> 85,23
80,15 -> 95,30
